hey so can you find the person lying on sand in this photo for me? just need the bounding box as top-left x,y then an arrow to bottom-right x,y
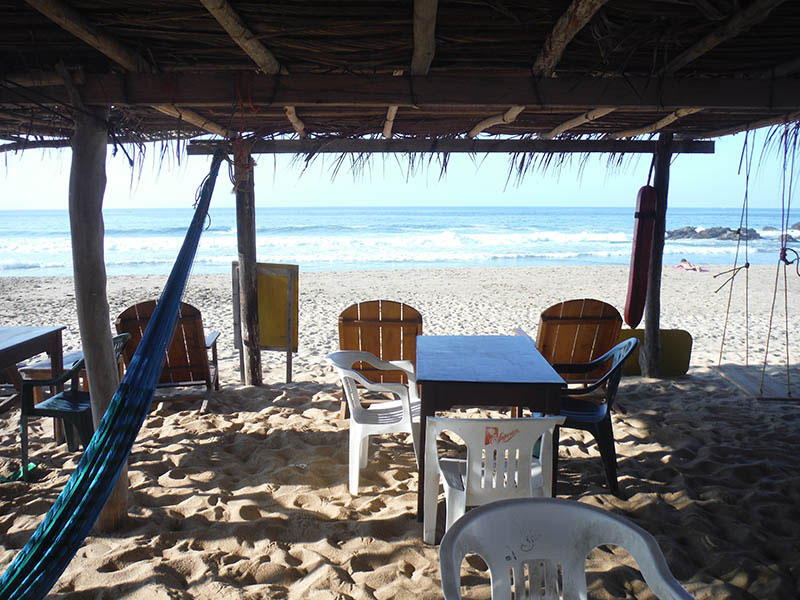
675,258 -> 706,272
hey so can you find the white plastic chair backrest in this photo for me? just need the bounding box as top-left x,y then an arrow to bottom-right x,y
427,416 -> 563,504
439,497 -> 694,600
327,350 -> 416,423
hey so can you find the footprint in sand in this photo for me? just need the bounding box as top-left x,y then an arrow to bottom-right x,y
96,547 -> 154,572
363,498 -> 385,515
391,469 -> 412,482
238,504 -> 262,521
145,416 -> 164,429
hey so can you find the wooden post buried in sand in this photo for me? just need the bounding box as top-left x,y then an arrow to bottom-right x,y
234,144 -> 263,386
641,132 -> 672,377
66,101 -> 128,530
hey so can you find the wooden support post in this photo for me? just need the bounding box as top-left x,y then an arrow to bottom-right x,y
641,132 -> 672,377
234,145 -> 262,386
68,105 -> 127,531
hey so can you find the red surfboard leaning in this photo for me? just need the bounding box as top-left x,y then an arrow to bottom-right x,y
624,185 -> 658,328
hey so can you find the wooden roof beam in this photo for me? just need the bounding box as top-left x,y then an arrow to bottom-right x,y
382,105 -> 399,138
150,104 -> 232,138
188,138 -> 714,155
5,74 -> 800,111
385,1 -> 438,139
762,56 -> 800,78
1,138 -> 72,152
540,107 -> 616,139
200,0 -> 304,137
284,106 -> 306,138
25,0 -> 232,138
5,69 -> 85,87
533,0 -> 610,76
24,0 -> 150,73
661,0 -> 788,75
609,108 -> 703,139
200,0 -> 281,75
468,106 -> 525,138
700,110 -> 800,138
468,0 -> 607,138
411,0 -> 438,75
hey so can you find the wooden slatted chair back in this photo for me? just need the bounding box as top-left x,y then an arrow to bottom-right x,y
338,300 -> 423,384
536,299 -> 623,382
116,300 -> 211,388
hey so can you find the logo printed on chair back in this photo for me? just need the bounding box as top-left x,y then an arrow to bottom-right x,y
484,426 -> 519,445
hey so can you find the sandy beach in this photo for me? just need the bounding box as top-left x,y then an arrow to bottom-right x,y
1,265 -> 799,599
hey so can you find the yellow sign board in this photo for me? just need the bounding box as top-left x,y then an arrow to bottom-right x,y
256,264 -> 298,351
232,262 -> 299,383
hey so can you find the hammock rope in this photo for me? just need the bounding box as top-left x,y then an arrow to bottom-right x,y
763,124 -> 797,396
715,131 -> 753,366
0,150 -> 225,600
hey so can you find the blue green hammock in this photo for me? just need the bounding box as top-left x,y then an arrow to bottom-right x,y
0,151 -> 225,600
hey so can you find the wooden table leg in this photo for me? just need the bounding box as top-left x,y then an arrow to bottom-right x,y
47,329 -> 65,444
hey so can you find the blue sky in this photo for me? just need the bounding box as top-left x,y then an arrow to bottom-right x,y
0,131 -> 796,210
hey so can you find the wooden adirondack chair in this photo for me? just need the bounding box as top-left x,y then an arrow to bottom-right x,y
115,300 -> 219,409
337,300 -> 423,417
536,299 -> 623,383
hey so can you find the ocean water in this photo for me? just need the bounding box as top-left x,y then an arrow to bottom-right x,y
0,206 -> 795,277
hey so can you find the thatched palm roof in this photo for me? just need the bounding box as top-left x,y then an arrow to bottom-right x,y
1,0 -> 799,152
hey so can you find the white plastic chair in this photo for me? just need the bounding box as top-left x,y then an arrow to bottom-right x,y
326,350 -> 420,495
424,415 -> 564,544
439,497 -> 694,600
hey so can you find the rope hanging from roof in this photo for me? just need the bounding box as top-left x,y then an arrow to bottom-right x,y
0,150 -> 226,600
715,125 -> 799,398
715,131 -> 753,366
763,124 -> 798,396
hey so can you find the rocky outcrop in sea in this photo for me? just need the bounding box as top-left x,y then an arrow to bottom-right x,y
666,226 -> 761,240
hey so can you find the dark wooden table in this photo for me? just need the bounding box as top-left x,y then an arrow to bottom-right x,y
0,326 -> 65,414
416,335 -> 565,522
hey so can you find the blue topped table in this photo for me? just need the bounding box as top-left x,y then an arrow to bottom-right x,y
416,335 -> 565,521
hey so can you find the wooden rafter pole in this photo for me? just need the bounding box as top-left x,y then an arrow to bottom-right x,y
609,107 -> 703,139
200,0 -> 303,140
385,0 -> 439,138
200,0 -> 281,75
700,110 -> 800,138
284,106 -> 306,138
25,0 -> 231,137
641,132 -> 672,378
661,0 -> 788,75
468,106 -> 525,138
25,0 -> 150,73
411,0 -> 438,75
469,0 -> 607,138
533,0 -> 610,76
540,107 -> 616,139
151,104 -> 233,138
382,105 -> 399,138
764,56 -> 800,78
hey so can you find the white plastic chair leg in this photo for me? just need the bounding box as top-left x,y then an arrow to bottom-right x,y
540,430 -> 554,496
349,428 -> 362,495
444,487 -> 466,532
359,435 -> 369,470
